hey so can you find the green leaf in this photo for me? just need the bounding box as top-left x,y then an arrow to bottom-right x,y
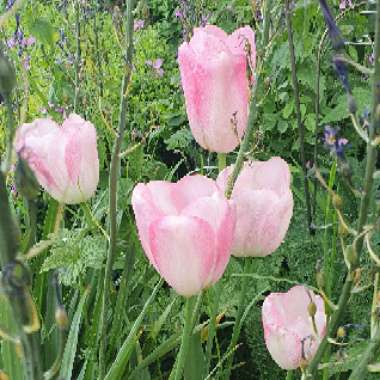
0,295 -> 24,379
59,289 -> 89,380
105,279 -> 163,380
184,333 -> 206,380
28,18 -> 58,47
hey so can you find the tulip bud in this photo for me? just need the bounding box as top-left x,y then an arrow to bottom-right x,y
132,175 -> 235,297
0,52 -> 16,96
15,114 -> 99,204
178,25 -> 255,153
262,286 -> 326,370
217,158 -> 293,257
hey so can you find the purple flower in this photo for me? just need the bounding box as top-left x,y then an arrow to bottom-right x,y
146,59 -> 164,77
22,55 -> 31,70
175,9 -> 183,19
7,38 -> 16,48
134,19 -> 145,32
324,125 -> 349,158
23,36 -> 36,47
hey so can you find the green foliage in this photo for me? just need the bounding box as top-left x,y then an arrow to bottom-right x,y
41,229 -> 106,286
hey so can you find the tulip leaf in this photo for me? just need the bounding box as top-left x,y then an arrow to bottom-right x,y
59,289 -> 89,380
0,294 -> 24,379
184,332 -> 206,380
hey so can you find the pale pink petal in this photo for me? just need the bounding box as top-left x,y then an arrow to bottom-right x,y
181,192 -> 235,284
263,326 -> 302,370
228,26 -> 256,70
174,175 -> 219,210
262,286 -> 327,369
149,216 -> 215,297
178,25 -> 250,153
131,183 -> 166,268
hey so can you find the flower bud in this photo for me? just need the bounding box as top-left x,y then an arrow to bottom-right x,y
0,370 -> 9,380
0,52 -> 16,96
336,326 -> 346,338
332,194 -> 343,209
55,306 -> 69,330
344,245 -> 358,270
308,302 -> 317,318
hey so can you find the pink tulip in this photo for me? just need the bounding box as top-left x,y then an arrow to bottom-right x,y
217,157 -> 293,257
178,25 -> 255,153
262,285 -> 327,369
15,113 -> 99,204
131,175 -> 235,297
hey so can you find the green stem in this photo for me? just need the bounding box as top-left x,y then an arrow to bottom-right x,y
285,0 -> 313,233
217,153 -> 227,172
225,0 -> 272,199
98,1 -> 135,378
73,0 -> 81,113
306,0 -> 380,375
223,259 -> 252,380
172,297 -> 197,380
205,283 -> 221,373
348,327 -> 380,380
285,370 -> 294,380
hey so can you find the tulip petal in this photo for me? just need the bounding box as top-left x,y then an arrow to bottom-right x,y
149,215 -> 215,297
175,175 -> 219,211
181,192 -> 235,284
228,26 -> 256,70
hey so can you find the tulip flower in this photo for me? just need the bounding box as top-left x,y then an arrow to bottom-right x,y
178,25 -> 255,153
217,157 -> 293,257
262,285 -> 327,369
15,113 -> 99,204
131,175 -> 235,297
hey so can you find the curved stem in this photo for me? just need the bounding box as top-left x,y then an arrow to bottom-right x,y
285,0 -> 313,233
306,1 -> 380,375
98,1 -> 135,378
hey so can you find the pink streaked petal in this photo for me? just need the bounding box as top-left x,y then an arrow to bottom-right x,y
131,183 -> 166,268
181,192 -> 235,284
149,215 -> 215,297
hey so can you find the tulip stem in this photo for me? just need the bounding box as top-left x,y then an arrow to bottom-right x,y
285,370 -> 294,380
73,0 -> 81,113
224,0 -> 272,199
98,1 -> 136,379
307,2 -> 380,375
223,259 -> 252,380
205,283 -> 221,372
285,0 -> 313,234
217,153 -> 227,172
172,296 -> 197,380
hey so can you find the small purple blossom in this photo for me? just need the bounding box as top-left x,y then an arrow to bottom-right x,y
22,55 -> 31,70
324,126 -> 349,158
134,19 -> 145,32
146,59 -> 164,77
175,9 -> 183,19
339,0 -> 353,10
